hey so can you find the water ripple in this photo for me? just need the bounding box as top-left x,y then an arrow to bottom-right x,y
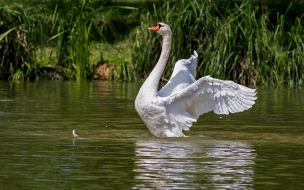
133,139 -> 256,189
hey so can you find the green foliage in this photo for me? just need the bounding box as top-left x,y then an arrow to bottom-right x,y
50,0 -> 94,80
131,0 -> 304,86
115,59 -> 136,81
0,0 -> 137,81
0,4 -> 43,80
1,0 -> 304,85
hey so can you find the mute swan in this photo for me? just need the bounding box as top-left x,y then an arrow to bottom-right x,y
135,22 -> 256,137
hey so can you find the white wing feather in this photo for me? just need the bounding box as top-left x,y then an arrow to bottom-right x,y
159,75 -> 256,130
158,51 -> 198,97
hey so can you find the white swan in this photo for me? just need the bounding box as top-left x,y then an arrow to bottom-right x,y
135,22 -> 256,137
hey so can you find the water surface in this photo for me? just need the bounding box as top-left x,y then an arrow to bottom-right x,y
0,81 -> 303,189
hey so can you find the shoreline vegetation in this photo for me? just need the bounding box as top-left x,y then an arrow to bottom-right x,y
0,0 -> 304,86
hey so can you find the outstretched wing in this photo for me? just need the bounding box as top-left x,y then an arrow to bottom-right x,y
158,51 -> 198,97
159,76 -> 256,130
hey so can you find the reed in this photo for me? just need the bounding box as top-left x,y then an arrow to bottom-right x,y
0,4 -> 44,80
49,0 -> 94,80
48,0 -> 137,80
1,0 -> 304,85
130,0 -> 304,86
286,15 -> 304,86
0,0 -> 137,81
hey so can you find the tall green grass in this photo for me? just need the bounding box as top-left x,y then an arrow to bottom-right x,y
1,0 -> 304,85
131,0 -> 304,86
0,4 -> 44,80
0,0 -> 137,81
48,0 -> 137,80
50,0 -> 94,80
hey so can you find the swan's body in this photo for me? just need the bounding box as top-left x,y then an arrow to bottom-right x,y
135,22 -> 256,137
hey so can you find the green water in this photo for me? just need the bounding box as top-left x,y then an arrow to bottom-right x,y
0,81 -> 303,189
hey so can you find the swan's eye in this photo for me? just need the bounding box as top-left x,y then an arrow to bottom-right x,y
158,23 -> 164,28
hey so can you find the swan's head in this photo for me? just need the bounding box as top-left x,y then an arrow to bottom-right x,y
148,22 -> 171,36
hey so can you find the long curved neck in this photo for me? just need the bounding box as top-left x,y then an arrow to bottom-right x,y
139,32 -> 172,98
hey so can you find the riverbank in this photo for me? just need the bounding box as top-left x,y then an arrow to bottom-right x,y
1,0 -> 304,85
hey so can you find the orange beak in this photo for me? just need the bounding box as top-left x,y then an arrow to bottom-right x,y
148,24 -> 160,32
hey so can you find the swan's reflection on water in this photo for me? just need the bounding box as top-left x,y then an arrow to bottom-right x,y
133,138 -> 256,189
